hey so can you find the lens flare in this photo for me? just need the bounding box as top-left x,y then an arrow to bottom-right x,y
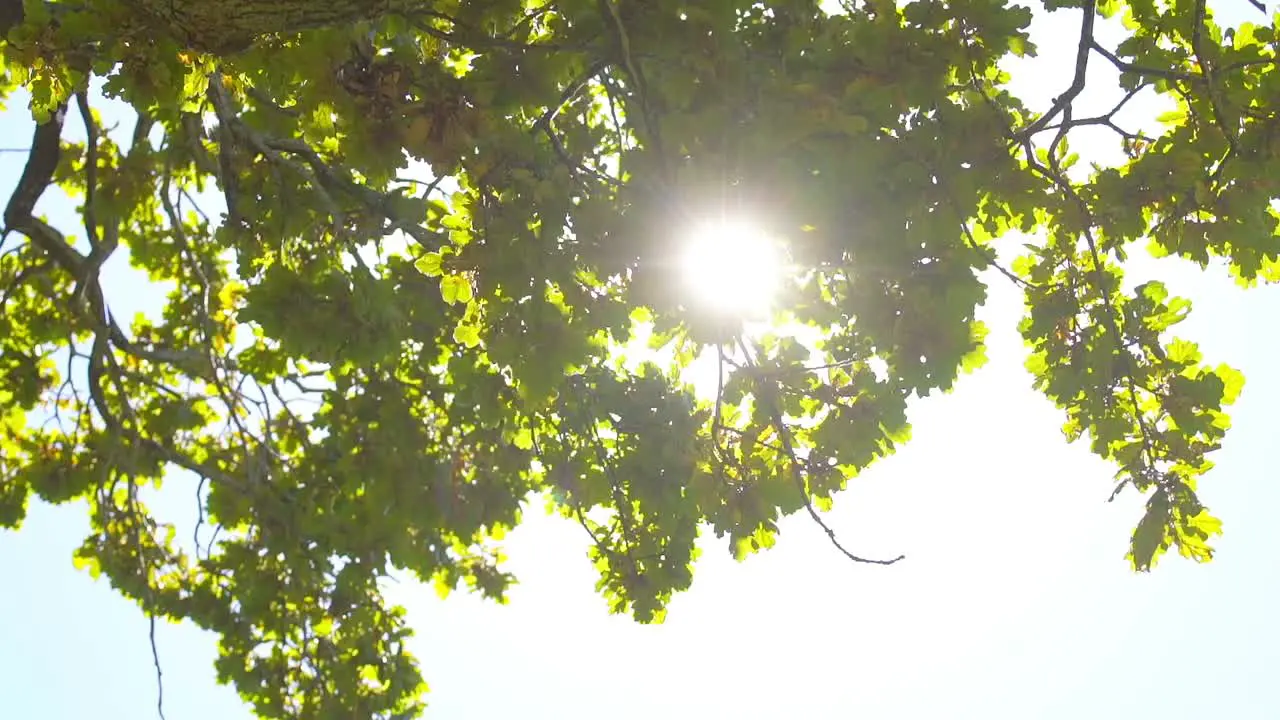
680,220 -> 782,318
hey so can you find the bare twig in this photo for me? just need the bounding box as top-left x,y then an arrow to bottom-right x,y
148,614 -> 167,720
1090,41 -> 1192,83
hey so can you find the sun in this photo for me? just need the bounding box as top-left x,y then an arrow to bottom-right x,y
679,220 -> 783,319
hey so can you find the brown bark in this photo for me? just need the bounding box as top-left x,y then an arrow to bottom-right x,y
0,0 -> 23,40
1,0 -> 416,55
136,0 -> 417,52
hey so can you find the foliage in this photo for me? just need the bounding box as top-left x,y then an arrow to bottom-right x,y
1,0 -> 1277,716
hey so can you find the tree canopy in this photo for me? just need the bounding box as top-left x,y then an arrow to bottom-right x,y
1,0 -> 1277,716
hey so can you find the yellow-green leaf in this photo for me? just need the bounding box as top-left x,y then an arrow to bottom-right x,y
441,275 -> 473,305
453,323 -> 481,348
415,252 -> 445,277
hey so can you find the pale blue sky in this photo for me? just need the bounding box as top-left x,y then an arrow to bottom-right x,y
3,3 -> 1279,718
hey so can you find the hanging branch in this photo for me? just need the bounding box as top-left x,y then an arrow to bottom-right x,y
734,338 -> 904,566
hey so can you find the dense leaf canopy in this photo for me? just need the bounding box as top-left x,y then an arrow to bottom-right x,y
1,0 -> 1276,716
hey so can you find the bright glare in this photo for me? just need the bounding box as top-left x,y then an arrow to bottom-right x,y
680,220 -> 783,318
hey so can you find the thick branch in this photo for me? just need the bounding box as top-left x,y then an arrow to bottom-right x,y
4,112 -> 209,376
4,0 -> 420,54
0,0 -> 22,39
1015,0 -> 1097,141
136,0 -> 418,53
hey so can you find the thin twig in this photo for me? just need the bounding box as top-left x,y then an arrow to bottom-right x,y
149,614 -> 167,720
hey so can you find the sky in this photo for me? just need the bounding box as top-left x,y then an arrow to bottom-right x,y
3,2 -> 1280,719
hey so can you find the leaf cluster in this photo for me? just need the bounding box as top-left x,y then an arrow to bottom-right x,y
2,0 -> 1278,716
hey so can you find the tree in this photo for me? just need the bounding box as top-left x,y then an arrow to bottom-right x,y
1,0 -> 1275,716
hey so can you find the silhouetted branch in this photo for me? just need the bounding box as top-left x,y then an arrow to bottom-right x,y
734,337 -> 904,567
1014,0 -> 1097,141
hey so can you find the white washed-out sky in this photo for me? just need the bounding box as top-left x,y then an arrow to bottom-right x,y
3,2 -> 1279,718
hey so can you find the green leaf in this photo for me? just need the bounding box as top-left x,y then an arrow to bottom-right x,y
1129,492 -> 1172,571
71,550 -> 102,581
1215,364 -> 1245,405
512,428 -> 534,450
1189,511 -> 1223,538
441,274 -> 473,305
415,252 -> 445,277
452,323 -> 482,348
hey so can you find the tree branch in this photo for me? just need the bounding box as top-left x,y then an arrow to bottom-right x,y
1014,0 -> 1097,141
735,338 -> 904,567
136,0 -> 421,53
